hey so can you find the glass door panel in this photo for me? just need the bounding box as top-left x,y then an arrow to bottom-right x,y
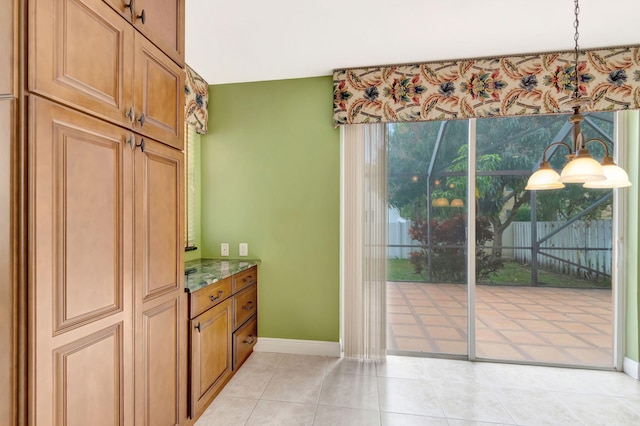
387,120 -> 469,356
474,113 -> 614,367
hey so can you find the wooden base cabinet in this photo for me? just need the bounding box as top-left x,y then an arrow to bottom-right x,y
189,297 -> 233,419
188,267 -> 258,422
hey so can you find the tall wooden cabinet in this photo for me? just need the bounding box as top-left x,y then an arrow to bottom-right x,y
1,0 -> 20,424
14,0 -> 188,424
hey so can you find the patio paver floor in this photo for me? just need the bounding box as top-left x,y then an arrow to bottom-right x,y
387,282 -> 613,367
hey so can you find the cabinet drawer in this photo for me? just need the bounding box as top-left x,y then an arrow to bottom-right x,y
190,277 -> 232,319
233,284 -> 257,329
233,266 -> 257,292
233,315 -> 257,371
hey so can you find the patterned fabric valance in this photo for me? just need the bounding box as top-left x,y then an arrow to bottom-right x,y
185,65 -> 209,134
333,45 -> 640,126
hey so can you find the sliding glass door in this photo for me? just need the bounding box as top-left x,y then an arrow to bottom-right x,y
387,112 -> 620,368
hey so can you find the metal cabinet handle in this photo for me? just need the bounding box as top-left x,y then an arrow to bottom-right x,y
136,113 -> 145,127
209,290 -> 224,302
123,0 -> 134,16
125,134 -> 135,150
125,106 -> 135,123
135,138 -> 145,152
243,335 -> 255,345
195,322 -> 201,333
242,301 -> 254,311
137,9 -> 146,24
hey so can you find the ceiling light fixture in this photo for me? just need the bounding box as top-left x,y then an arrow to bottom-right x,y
525,0 -> 631,191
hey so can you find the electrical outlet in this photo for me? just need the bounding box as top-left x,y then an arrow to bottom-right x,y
239,243 -> 248,257
221,243 -> 229,256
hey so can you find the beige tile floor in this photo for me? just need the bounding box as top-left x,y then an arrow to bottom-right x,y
195,352 -> 640,426
388,282 -> 613,367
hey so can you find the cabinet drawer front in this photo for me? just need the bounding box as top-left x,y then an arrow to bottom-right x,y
233,267 -> 257,293
190,278 -> 232,319
233,284 -> 257,329
233,315 -> 257,371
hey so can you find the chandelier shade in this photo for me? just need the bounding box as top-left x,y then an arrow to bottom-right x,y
525,161 -> 565,190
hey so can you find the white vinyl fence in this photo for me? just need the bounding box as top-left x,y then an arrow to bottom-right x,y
388,207 -> 612,279
511,220 -> 612,278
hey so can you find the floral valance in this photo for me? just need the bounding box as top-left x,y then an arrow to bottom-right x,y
333,45 -> 640,126
185,65 -> 209,134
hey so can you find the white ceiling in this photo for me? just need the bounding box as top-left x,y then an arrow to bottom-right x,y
185,0 -> 640,85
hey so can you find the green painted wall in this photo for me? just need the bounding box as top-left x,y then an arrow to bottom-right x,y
201,76 -> 341,342
185,132 -> 203,262
626,111 -> 639,362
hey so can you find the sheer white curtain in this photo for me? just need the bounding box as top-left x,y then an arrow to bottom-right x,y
342,124 -> 387,360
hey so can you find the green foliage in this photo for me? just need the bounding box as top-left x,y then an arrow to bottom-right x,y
407,214 -> 502,283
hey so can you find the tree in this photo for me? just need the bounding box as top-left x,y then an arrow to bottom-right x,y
388,112 -> 615,266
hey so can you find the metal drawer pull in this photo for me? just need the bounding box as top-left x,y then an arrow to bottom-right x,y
125,134 -> 135,150
243,335 -> 255,345
195,322 -> 201,332
209,290 -> 224,302
137,9 -> 146,24
242,301 -> 254,311
136,113 -> 145,127
135,138 -> 145,152
125,106 -> 135,122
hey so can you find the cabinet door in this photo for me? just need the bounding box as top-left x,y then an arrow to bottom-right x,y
29,0 -> 135,129
133,35 -> 184,150
102,0 -> 184,65
190,299 -> 233,419
133,136 -> 187,425
132,0 -> 184,65
29,95 -> 134,426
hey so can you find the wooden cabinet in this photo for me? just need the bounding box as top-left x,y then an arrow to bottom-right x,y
102,0 -> 184,65
26,0 -> 187,424
133,136 -> 187,425
29,96 -> 136,425
30,0 -> 184,150
188,266 -> 258,421
189,298 -> 232,419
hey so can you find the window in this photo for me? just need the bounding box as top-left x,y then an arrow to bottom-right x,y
185,123 -> 197,251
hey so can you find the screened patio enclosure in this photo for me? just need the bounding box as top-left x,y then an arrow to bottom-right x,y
386,112 -> 617,368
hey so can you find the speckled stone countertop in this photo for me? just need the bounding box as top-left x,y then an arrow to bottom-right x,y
184,258 -> 261,293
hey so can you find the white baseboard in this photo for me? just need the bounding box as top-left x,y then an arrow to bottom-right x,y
254,337 -> 341,357
623,357 -> 640,380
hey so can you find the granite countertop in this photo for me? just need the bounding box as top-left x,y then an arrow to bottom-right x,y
184,258 -> 260,293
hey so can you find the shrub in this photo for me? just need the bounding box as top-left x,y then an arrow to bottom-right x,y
408,213 -> 502,282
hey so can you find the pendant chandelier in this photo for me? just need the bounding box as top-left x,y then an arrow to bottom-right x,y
525,0 -> 631,191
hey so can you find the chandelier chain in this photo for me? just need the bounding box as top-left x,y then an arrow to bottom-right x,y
573,0 -> 581,98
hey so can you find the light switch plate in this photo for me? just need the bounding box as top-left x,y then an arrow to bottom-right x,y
239,243 -> 248,256
221,243 -> 229,256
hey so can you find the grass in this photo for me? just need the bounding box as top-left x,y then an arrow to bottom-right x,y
387,258 -> 611,289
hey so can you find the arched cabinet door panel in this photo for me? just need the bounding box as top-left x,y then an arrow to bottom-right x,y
29,95 -> 135,426
133,134 -> 187,425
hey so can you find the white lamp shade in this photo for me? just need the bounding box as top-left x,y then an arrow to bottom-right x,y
525,167 -> 565,190
583,164 -> 632,188
559,156 -> 605,183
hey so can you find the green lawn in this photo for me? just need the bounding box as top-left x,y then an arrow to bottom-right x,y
387,258 -> 611,289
